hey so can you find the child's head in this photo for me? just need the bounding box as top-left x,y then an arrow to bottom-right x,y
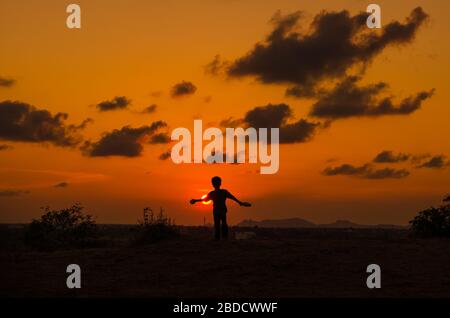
211,176 -> 222,189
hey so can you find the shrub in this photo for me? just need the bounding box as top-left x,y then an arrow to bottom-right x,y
24,204 -> 98,250
133,207 -> 179,245
410,195 -> 450,238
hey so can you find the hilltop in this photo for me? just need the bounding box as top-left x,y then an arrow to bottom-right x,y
236,218 -> 407,229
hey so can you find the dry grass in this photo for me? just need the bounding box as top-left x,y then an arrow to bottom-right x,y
1,226 -> 450,297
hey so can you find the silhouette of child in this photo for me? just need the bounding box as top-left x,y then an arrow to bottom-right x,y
190,176 -> 251,240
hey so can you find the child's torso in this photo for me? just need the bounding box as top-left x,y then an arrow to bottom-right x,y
208,189 -> 229,213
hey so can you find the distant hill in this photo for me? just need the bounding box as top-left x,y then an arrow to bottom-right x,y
320,220 -> 368,228
237,218 -> 316,228
236,218 -> 407,229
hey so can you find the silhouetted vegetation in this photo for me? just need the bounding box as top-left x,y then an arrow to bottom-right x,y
24,204 -> 99,250
132,207 -> 179,245
410,195 -> 450,238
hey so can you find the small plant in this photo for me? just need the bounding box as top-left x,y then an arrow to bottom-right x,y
24,203 -> 98,250
410,195 -> 450,238
133,207 -> 178,245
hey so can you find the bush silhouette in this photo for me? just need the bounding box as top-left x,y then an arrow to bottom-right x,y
410,195 -> 450,238
25,204 -> 98,250
133,207 -> 179,245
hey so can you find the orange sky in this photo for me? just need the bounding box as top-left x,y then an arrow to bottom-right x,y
1,0 -> 449,225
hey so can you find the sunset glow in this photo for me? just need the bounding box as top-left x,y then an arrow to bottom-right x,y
201,195 -> 212,205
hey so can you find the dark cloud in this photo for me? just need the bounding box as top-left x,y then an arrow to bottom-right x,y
0,189 -> 30,197
159,151 -> 171,161
132,104 -> 157,115
220,104 -> 322,143
0,144 -> 13,151
373,150 -> 410,163
0,100 -> 89,147
323,163 -> 409,179
0,76 -> 15,87
171,81 -> 197,97
242,104 -> 321,143
285,85 -> 323,98
96,96 -> 131,112
54,182 -> 69,188
141,104 -> 158,114
73,118 -> 94,129
244,103 -> 292,128
365,167 -> 410,179
149,132 -> 170,144
410,153 -> 432,164
417,155 -> 450,169
278,119 -> 321,143
82,121 -> 167,157
309,76 -> 434,119
227,7 -> 429,94
371,151 -> 449,169
205,55 -> 229,75
219,117 -> 244,128
323,164 -> 369,176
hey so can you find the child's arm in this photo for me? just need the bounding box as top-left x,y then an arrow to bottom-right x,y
190,194 -> 210,205
227,192 -> 251,207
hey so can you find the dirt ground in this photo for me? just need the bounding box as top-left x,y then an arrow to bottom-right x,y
1,226 -> 450,297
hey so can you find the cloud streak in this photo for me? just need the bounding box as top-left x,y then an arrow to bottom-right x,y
0,76 -> 15,87
373,151 -> 410,163
0,189 -> 30,197
96,96 -> 131,112
141,104 -> 158,114
417,155 -> 450,169
171,81 -> 197,97
54,182 -> 69,188
158,150 -> 171,161
323,163 -> 410,179
205,55 -> 229,76
309,76 -> 434,119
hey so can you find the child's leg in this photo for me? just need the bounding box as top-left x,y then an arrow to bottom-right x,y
213,212 -> 221,240
221,212 -> 228,239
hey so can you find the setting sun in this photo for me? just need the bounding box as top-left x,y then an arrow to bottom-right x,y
201,195 -> 212,205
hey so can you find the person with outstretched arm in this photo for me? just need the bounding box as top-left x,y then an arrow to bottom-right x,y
190,176 -> 251,240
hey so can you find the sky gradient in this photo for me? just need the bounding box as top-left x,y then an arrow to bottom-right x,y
1,0 -> 449,225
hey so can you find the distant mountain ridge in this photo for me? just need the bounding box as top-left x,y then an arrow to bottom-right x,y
236,218 -> 407,229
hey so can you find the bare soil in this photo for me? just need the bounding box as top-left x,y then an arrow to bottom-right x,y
1,226 -> 450,297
